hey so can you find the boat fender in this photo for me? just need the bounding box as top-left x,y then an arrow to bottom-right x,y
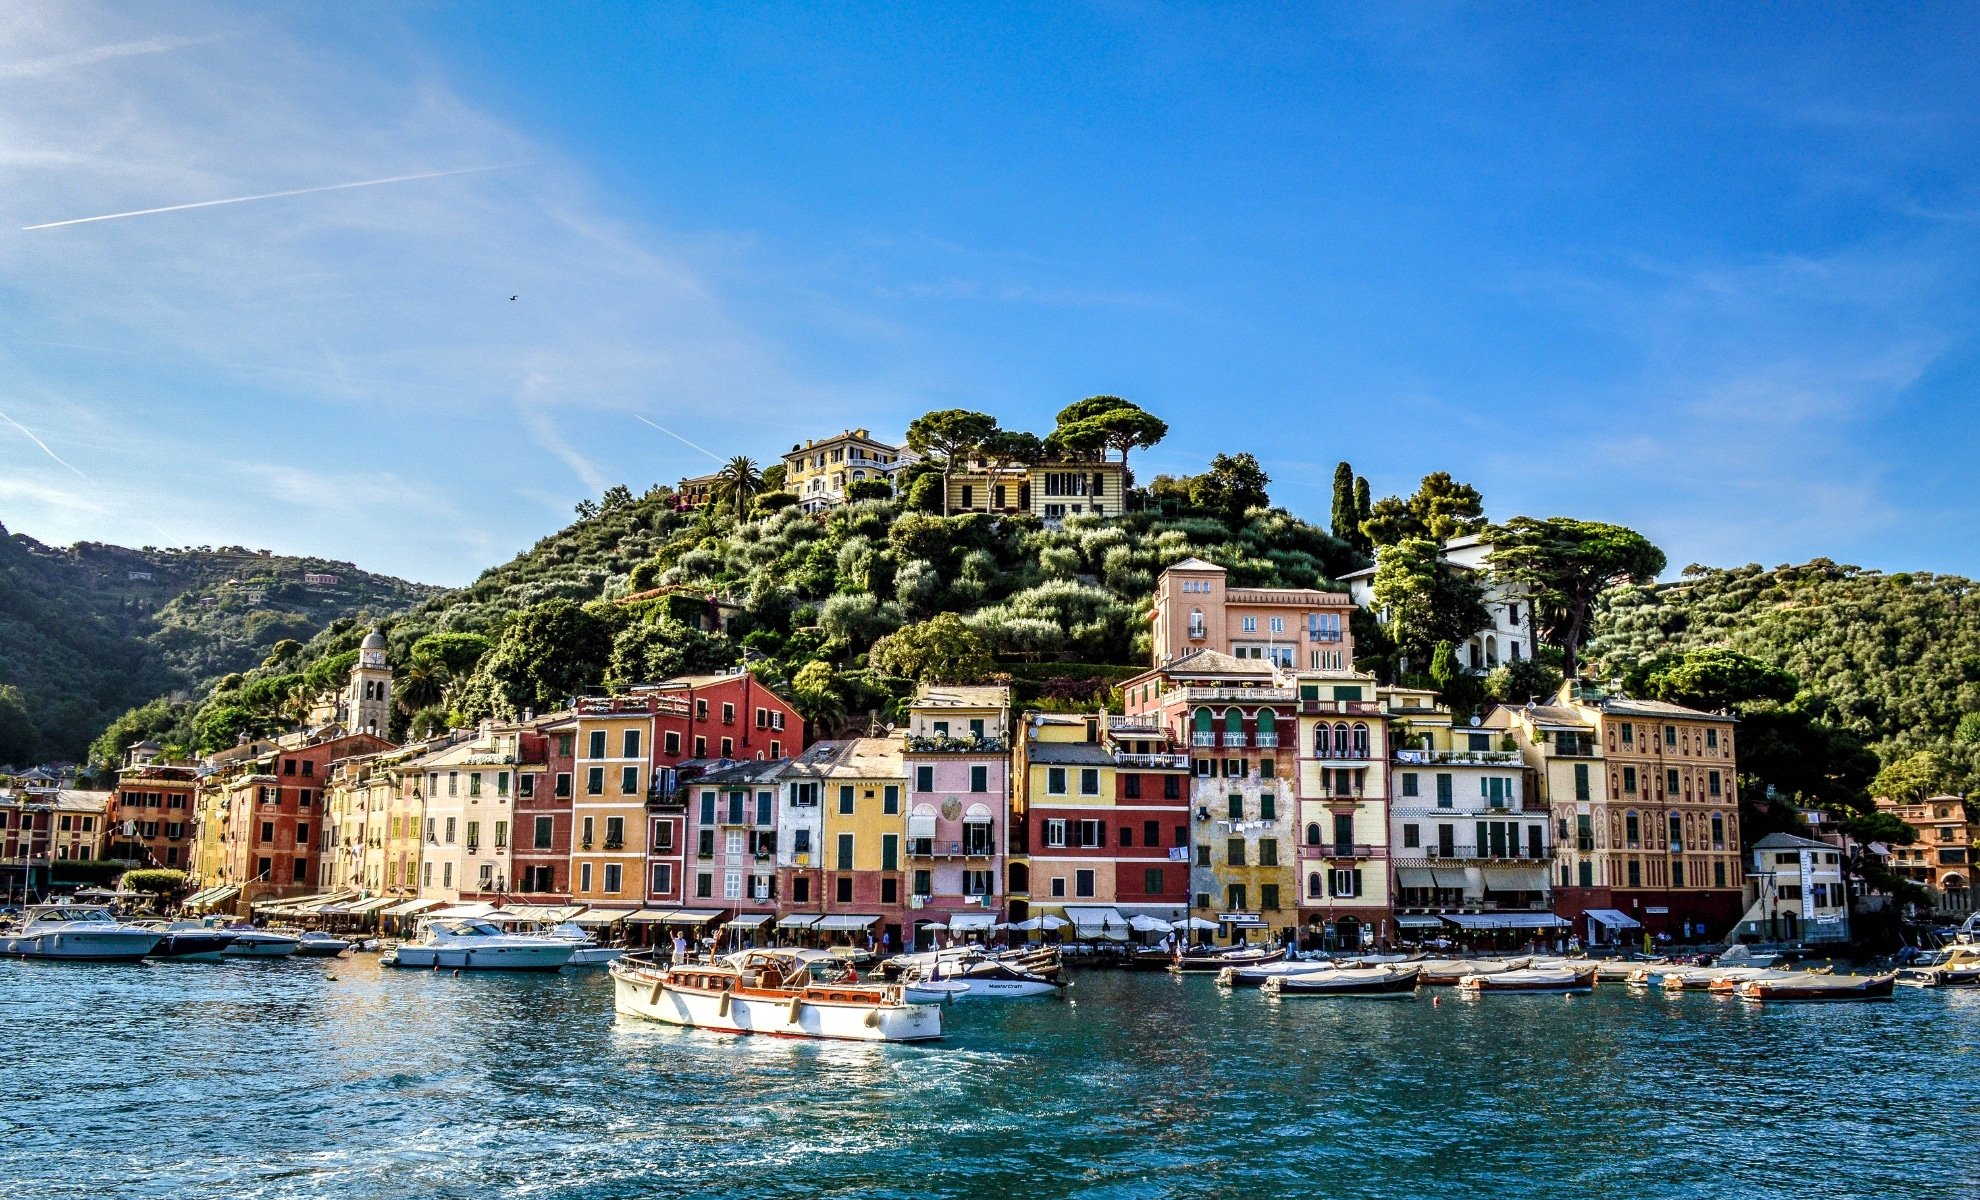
787,996 -> 804,1024
864,1008 -> 882,1028
718,991 -> 731,1018
648,980 -> 664,1006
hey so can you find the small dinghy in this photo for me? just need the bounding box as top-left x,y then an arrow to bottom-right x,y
294,931 -> 353,958
1458,965 -> 1595,995
1171,945 -> 1285,974
1416,957 -> 1527,986
1216,959 -> 1339,988
1663,966 -> 1772,992
1735,971 -> 1896,1003
1264,964 -> 1420,998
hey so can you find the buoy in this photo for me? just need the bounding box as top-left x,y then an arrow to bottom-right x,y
1432,996 -> 1440,1006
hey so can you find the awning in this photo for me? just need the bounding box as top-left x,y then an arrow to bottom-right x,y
1128,914 -> 1173,933
1395,914 -> 1445,929
1219,916 -> 1270,930
504,904 -> 583,922
1481,866 -> 1548,891
1063,905 -> 1130,940
1585,908 -> 1642,930
346,897 -> 398,914
907,814 -> 938,840
813,914 -> 879,932
776,914 -> 821,930
430,903 -> 497,919
624,909 -> 677,924
659,909 -> 725,925
1443,912 -> 1571,930
1395,868 -> 1435,890
569,908 -> 639,927
723,914 -> 772,929
947,912 -> 996,932
185,885 -> 239,909
1430,868 -> 1471,889
381,898 -> 444,917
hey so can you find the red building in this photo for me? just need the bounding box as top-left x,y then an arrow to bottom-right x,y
209,731 -> 393,907
1104,719 -> 1195,917
511,717 -> 572,899
109,741 -> 200,870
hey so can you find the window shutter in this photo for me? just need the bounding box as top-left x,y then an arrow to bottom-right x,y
1351,868 -> 1363,897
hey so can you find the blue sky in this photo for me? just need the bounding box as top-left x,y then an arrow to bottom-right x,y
3,3 -> 1978,585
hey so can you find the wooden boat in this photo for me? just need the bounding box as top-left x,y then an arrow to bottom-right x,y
1661,966 -> 1772,992
611,948 -> 942,1042
1895,944 -> 1980,989
1416,957 -> 1528,986
1458,965 -> 1596,994
1594,958 -> 1661,984
1170,945 -> 1286,974
1216,959 -> 1340,988
1735,971 -> 1896,1003
1264,964 -> 1419,998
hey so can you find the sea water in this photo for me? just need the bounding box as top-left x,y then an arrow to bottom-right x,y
1,956 -> 1973,1199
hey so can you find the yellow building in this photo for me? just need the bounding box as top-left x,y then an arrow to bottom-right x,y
943,460 -> 1128,527
1013,712 -> 1120,923
570,703 -> 652,905
818,737 -> 908,944
781,428 -> 906,512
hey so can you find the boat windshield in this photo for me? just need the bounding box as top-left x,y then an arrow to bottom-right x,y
38,907 -> 113,924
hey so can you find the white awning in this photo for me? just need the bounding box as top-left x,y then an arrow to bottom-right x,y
659,909 -> 725,925
1481,865 -> 1548,891
381,898 -> 444,917
503,904 -> 584,922
1064,905 -> 1130,940
623,909 -> 677,924
430,903 -> 498,919
776,914 -> 821,929
907,814 -> 938,840
568,908 -> 639,927
724,914 -> 772,928
947,912 -> 996,932
1585,908 -> 1642,930
1430,868 -> 1471,889
1009,914 -> 1069,931
1395,914 -> 1445,929
813,914 -> 879,932
346,896 -> 398,914
1443,913 -> 1570,930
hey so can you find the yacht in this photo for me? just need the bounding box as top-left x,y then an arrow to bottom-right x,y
484,914 -> 624,966
136,920 -> 238,962
2,905 -> 162,961
294,931 -> 353,957
611,947 -> 942,1042
383,917 -> 576,971
1896,943 -> 1980,989
224,928 -> 302,958
883,946 -> 1066,997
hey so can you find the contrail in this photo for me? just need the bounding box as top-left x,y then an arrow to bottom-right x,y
634,414 -> 724,463
21,164 -> 519,231
0,408 -> 87,478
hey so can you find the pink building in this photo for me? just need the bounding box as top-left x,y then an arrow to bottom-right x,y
1147,557 -> 1355,671
902,685 -> 1011,948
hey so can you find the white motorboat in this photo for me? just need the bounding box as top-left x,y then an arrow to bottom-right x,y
903,977 -> 973,1004
1216,959 -> 1342,988
611,948 -> 942,1042
383,917 -> 576,971
2,905 -> 162,961
482,913 -> 624,965
1415,957 -> 1530,986
1459,965 -> 1596,994
136,920 -> 238,962
1264,964 -> 1421,998
224,928 -> 302,958
1662,965 -> 1773,992
292,930 -> 353,957
1896,943 -> 1980,989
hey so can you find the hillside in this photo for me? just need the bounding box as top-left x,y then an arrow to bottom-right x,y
1588,560 -> 1980,793
0,522 -> 437,765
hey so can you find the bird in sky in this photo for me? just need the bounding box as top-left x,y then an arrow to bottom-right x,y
509,295 -> 517,301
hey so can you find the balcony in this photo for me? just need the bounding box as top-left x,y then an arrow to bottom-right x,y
1253,733 -> 1278,748
1393,749 -> 1523,766
904,734 -> 1008,754
1182,686 -> 1296,702
1222,733 -> 1249,748
1299,699 -> 1383,717
1391,849 -> 1550,865
1115,751 -> 1191,769
1191,732 -> 1217,747
1298,843 -> 1385,860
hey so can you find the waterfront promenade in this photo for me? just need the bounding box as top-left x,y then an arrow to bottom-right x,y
2,955 -> 1972,1199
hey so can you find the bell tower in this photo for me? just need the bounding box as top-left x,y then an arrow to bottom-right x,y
348,628 -> 393,736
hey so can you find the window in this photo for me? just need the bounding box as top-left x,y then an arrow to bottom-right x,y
1259,838 -> 1278,867
445,817 -> 458,844
836,832 -> 855,871
1714,861 -> 1727,888
469,772 -> 483,798
1622,766 -> 1638,793
1227,838 -> 1246,866
499,772 -> 512,797
1403,823 -> 1420,848
839,785 -> 855,814
556,773 -> 572,798
1047,768 -> 1067,795
1574,763 -> 1590,801
650,863 -> 672,894
1260,794 -> 1276,821
756,792 -> 773,827
1329,869 -> 1360,898
1620,723 -> 1633,745
532,816 -> 554,849
1242,616 -> 1257,633
1259,883 -> 1280,911
1077,818 -> 1104,848
694,737 -> 706,757
1401,773 -> 1419,798
1666,768 -> 1680,795
1668,813 -> 1683,850
883,785 -> 900,815
1665,725 -> 1677,747
605,816 -> 625,848
1079,768 -> 1100,795
664,731 -> 680,756
621,766 -> 640,795
588,730 -> 607,758
722,703 -> 735,725
1226,884 -> 1247,911
1706,728 -> 1719,749
465,820 -> 479,851
1627,859 -> 1641,887
970,765 -> 988,792
586,767 -> 604,796
916,765 -> 935,792
695,872 -> 714,898
1045,819 -> 1067,848
1710,813 -> 1725,849
1195,844 -> 1210,866
1436,774 -> 1453,808
1074,869 -> 1096,898
443,862 -> 454,888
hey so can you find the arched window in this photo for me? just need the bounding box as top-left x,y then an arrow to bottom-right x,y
1351,723 -> 1369,759
1188,608 -> 1205,637
1305,822 -> 1321,845
1307,872 -> 1324,898
1224,708 -> 1244,732
1193,708 -> 1213,746
1333,723 -> 1350,758
1008,862 -> 1030,894
1313,724 -> 1330,758
1256,709 -> 1276,735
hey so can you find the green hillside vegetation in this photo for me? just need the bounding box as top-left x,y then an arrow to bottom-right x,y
0,522 -> 435,766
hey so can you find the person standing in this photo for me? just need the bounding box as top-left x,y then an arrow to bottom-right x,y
672,931 -> 688,963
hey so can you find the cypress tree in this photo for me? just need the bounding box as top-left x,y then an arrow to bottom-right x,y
1352,476 -> 1372,551
1331,462 -> 1356,541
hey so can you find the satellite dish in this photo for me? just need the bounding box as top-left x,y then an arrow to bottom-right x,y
1468,715 -> 1483,727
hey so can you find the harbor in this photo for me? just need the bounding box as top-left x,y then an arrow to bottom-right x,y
1,948 -> 1973,1200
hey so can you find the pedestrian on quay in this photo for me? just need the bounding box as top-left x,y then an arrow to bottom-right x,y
672,931 -> 688,963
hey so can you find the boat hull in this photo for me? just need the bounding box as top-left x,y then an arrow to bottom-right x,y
387,943 -> 573,971
1267,967 -> 1419,998
147,931 -> 238,962
1460,968 -> 1595,995
612,973 -> 942,1042
1172,948 -> 1286,974
565,946 -> 626,967
4,930 -> 160,961
1736,973 -> 1896,1003
223,937 -> 300,958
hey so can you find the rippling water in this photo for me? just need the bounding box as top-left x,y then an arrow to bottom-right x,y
2,955 -> 1975,1199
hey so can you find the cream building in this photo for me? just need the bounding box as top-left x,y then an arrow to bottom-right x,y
781,429 -> 908,512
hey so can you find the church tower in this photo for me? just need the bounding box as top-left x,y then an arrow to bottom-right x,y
348,628 -> 393,736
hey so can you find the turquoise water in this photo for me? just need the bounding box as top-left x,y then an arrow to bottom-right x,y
1,955 -> 1974,1199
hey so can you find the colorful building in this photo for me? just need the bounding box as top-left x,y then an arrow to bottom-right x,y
107,741 -> 199,870
818,737 -> 908,949
1014,712 -> 1122,933
1734,832 -> 1850,945
942,459 -> 1128,528
1492,684 -> 1742,943
780,428 -> 908,512
570,697 -> 657,907
1147,556 -> 1356,670
1877,792 -> 1973,908
902,685 -> 1010,946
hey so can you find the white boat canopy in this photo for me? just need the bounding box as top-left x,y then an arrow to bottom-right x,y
813,914 -> 880,932
1584,908 -> 1642,930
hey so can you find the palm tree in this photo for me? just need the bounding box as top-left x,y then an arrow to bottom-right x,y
713,455 -> 763,521
395,656 -> 449,715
